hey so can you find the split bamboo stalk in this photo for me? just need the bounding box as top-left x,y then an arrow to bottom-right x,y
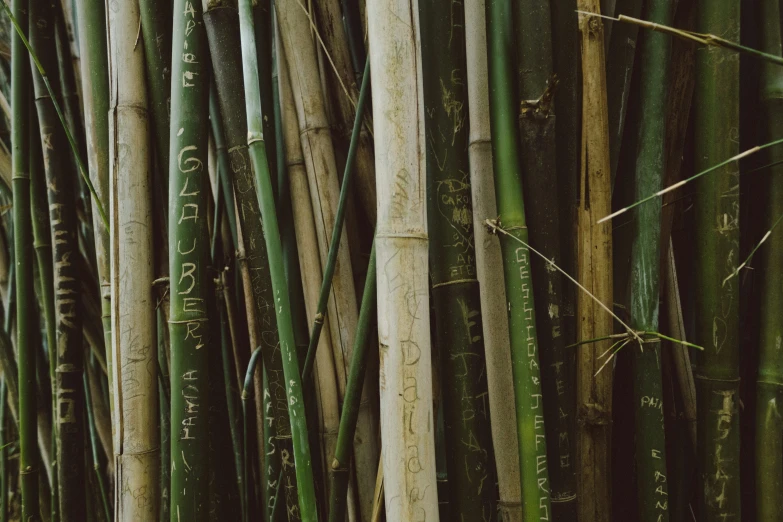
627,0 -> 672,519
310,0 -> 377,225
73,0 -> 112,427
485,0 -> 552,518
12,0 -> 38,515
463,1 -> 523,518
419,0 -> 497,518
167,0 -> 212,515
366,0 -> 439,519
755,0 -> 783,518
276,0 -> 379,511
575,4 -> 614,521
513,0 -> 577,516
693,0 -> 741,519
278,37 -> 344,517
29,0 -> 87,518
106,0 -> 159,517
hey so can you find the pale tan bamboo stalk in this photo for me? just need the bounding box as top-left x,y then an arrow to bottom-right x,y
575,5 -> 614,522
367,0 -> 438,519
276,1 -> 380,511
463,0 -> 523,519
310,0 -> 377,225
107,0 -> 160,517
278,40 -> 345,513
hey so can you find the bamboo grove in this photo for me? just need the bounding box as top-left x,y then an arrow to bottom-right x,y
0,0 -> 781,520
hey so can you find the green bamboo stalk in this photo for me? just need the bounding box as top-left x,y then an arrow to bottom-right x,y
13,0 -> 38,515
202,5 -> 298,517
29,0 -> 86,518
340,0 -> 366,85
252,0 -> 278,200
513,0 -> 577,517
486,0 -> 552,519
0,379 -> 6,522
237,1 -> 318,519
327,243 -> 375,522
419,0 -> 497,518
628,0 -> 672,520
168,0 -> 211,516
73,0 -> 111,411
693,0 -> 741,518
240,347 -> 263,522
139,0 -> 172,206
755,0 -> 783,519
82,375 -> 109,522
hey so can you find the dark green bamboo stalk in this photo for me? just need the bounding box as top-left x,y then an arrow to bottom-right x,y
237,1 -> 318,519
628,1 -> 672,520
327,243 -> 375,522
168,0 -> 211,516
29,0 -> 86,518
202,5 -> 297,518
252,0 -> 277,199
693,0 -> 741,519
513,0 -> 576,517
241,347 -> 263,522
13,0 -> 38,515
139,0 -> 172,204
419,0 -> 497,518
340,0 -> 366,85
82,375 -> 109,522
157,308 -> 171,522
486,0 -> 552,519
755,0 -> 783,519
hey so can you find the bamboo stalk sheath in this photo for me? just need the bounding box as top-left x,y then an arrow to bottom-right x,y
367,0 -> 439,519
463,1 -> 523,519
575,5 -> 614,522
276,0 -> 379,513
106,0 -> 160,517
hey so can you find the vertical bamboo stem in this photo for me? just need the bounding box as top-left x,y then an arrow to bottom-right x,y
367,0 -> 439,518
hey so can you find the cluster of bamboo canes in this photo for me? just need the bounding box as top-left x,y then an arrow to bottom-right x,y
0,0 -> 780,520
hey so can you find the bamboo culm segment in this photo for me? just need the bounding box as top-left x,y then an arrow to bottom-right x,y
13,0 -> 38,515
419,0 -> 498,517
168,0 -> 211,517
486,0 -> 552,519
463,0 -> 523,518
29,0 -> 87,519
693,0 -> 741,519
628,0 -> 672,520
107,0 -> 160,516
237,0 -> 319,518
203,6 -> 299,517
755,0 -> 783,520
513,0 -> 577,516
367,0 -> 439,519
575,4 -> 614,520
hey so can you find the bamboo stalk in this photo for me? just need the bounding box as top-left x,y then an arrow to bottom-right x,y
463,1 -> 523,518
29,0 -> 87,518
513,0 -> 577,517
485,0 -> 552,518
202,5 -> 299,516
574,4 -> 614,521
82,375 -> 109,522
755,0 -> 783,518
278,34 -> 343,517
327,243 -> 376,522
167,0 -> 212,515
73,0 -> 112,433
419,0 -> 497,517
692,0 -> 741,518
627,0 -> 672,519
366,0 -> 439,518
13,0 -> 38,515
237,0 -> 320,517
106,0 -> 159,517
